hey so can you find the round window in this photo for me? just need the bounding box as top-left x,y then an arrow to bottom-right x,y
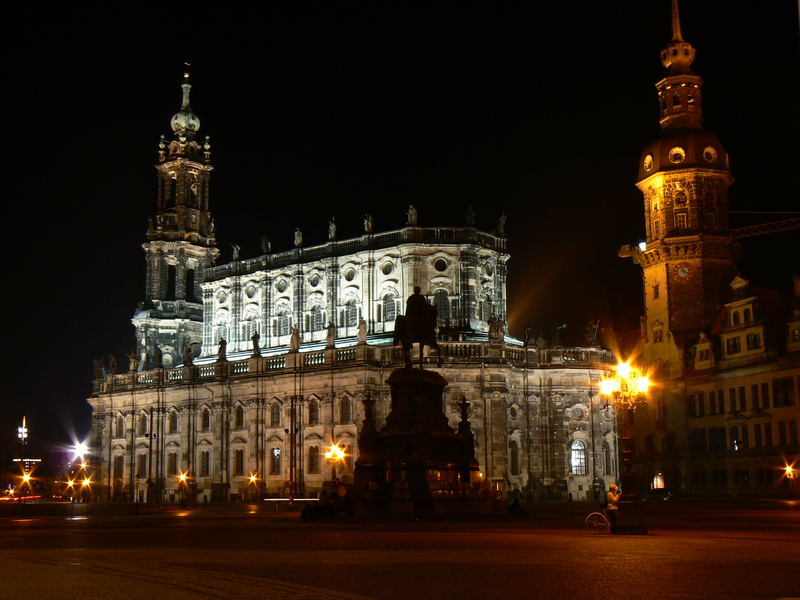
215,290 -> 228,304
702,146 -> 717,163
381,262 -> 394,275
276,279 -> 288,293
484,263 -> 494,276
344,268 -> 356,282
643,153 -> 654,171
309,274 -> 320,287
509,406 -> 518,420
434,258 -> 448,272
572,407 -> 584,420
245,284 -> 256,298
668,147 -> 685,164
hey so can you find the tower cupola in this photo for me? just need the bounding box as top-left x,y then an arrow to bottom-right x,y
170,71 -> 201,140
655,0 -> 703,130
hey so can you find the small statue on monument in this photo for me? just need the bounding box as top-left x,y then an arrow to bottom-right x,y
488,315 -> 506,341
328,218 -> 336,241
127,351 -> 139,372
231,243 -> 240,261
183,343 -> 194,366
260,235 -> 271,254
357,318 -> 367,345
92,358 -> 105,379
289,327 -> 301,352
107,354 -> 117,375
363,213 -> 373,233
406,205 -> 418,226
294,228 -> 303,248
497,212 -> 507,237
251,331 -> 262,357
326,322 -> 336,349
217,338 -> 227,362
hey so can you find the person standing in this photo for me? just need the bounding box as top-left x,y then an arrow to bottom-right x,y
606,484 -> 622,533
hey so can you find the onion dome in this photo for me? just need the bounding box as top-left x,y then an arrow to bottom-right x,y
638,128 -> 729,182
170,71 -> 200,140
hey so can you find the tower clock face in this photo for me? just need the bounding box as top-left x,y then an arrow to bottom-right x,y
676,262 -> 693,281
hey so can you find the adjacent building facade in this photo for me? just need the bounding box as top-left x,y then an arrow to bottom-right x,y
620,4 -> 800,496
87,71 -> 617,504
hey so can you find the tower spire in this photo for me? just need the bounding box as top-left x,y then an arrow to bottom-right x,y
671,0 -> 684,42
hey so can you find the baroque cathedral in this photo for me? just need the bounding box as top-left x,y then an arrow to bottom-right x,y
87,74 -> 616,504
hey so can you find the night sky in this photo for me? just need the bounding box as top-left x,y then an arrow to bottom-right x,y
2,3 -> 798,460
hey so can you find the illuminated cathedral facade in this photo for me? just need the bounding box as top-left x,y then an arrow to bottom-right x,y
87,72 -> 616,504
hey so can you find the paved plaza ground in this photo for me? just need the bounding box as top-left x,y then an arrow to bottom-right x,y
1,500 -> 798,600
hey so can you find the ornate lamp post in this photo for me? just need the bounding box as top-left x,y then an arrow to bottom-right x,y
248,473 -> 259,503
177,471 -> 189,507
325,443 -> 346,483
599,361 -> 650,534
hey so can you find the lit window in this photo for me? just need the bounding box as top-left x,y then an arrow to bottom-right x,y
570,440 -> 587,475
270,448 -> 281,475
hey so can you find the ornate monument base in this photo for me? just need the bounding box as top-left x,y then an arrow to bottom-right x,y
354,367 -> 492,517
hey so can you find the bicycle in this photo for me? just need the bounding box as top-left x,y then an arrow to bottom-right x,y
585,510 -> 610,533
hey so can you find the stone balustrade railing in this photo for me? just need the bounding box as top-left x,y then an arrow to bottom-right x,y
93,342 -> 613,394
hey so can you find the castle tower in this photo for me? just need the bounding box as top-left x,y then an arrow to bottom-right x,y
133,70 -> 220,370
622,0 -> 738,378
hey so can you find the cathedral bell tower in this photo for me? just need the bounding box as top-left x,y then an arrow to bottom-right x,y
620,0 -> 738,378
132,70 -> 220,370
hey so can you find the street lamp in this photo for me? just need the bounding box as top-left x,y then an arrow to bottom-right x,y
599,360 -> 651,534
177,471 -> 189,507
325,443 -> 346,483
785,465 -> 795,498
248,473 -> 258,502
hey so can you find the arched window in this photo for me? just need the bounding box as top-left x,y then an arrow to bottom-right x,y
732,311 -> 740,326
480,297 -> 493,322
570,440 -> 587,475
186,269 -> 196,302
200,450 -> 210,477
434,289 -> 450,324
201,409 -> 210,432
138,414 -> 148,436
603,441 -> 613,476
115,416 -> 124,438
235,406 -> 244,430
308,399 -> 320,425
270,447 -> 281,475
344,299 -> 358,327
168,412 -> 178,434
310,305 -> 324,331
274,308 -> 290,337
167,452 -> 178,476
270,403 -> 281,427
672,95 -> 681,107
744,308 -> 752,323
510,440 -> 520,476
233,449 -> 244,476
307,446 -> 320,474
383,294 -> 396,322
166,265 -> 176,301
339,398 -> 351,424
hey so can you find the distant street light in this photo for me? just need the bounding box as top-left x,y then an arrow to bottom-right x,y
785,465 -> 795,498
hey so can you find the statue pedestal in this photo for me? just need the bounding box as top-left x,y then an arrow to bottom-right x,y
354,367 -> 491,517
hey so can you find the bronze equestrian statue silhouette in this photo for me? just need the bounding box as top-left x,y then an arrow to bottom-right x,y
393,286 -> 442,368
